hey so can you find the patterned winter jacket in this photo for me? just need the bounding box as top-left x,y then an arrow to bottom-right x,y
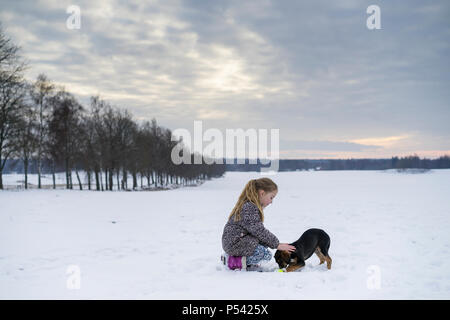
222,201 -> 280,256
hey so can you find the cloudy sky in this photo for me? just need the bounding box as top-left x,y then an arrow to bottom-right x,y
1,0 -> 449,159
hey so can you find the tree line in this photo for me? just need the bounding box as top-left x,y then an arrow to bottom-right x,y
0,25 -> 224,190
225,155 -> 450,172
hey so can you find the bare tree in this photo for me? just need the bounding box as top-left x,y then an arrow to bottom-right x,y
136,120 -> 156,188
89,95 -> 108,190
15,93 -> 38,189
114,109 -> 137,190
30,73 -> 54,189
47,88 -> 84,189
0,24 -> 27,189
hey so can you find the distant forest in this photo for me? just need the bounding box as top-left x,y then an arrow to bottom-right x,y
224,155 -> 450,172
5,154 -> 450,174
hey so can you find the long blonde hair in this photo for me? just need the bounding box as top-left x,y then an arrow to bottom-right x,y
228,177 -> 278,222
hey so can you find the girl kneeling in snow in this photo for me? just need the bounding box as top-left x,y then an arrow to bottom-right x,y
221,177 -> 295,271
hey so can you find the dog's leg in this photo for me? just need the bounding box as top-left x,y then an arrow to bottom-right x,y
286,263 -> 304,272
325,255 -> 332,270
286,257 -> 304,272
315,247 -> 326,265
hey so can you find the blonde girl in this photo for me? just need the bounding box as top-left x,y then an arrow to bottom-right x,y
221,177 -> 295,270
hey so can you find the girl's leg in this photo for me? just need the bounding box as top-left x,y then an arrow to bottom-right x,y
246,245 -> 272,265
221,252 -> 247,270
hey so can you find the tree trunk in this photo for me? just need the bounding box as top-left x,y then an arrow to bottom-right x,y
24,157 -> 28,189
109,168 -> 113,191
104,169 -> 108,190
87,170 -> 91,190
95,169 -> 100,191
122,168 -> 128,190
65,157 -> 70,189
37,156 -> 41,189
38,100 -> 43,189
52,160 -> 56,189
69,170 -> 73,189
75,168 -> 83,190
132,171 -> 137,190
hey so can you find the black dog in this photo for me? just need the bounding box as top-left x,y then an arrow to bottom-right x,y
274,228 -> 332,272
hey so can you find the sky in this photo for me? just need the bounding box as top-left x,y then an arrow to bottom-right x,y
1,0 -> 449,159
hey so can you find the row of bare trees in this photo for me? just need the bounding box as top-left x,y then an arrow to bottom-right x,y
0,24 -> 224,190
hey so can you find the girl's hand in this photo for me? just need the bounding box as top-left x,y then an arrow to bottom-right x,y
277,243 -> 296,252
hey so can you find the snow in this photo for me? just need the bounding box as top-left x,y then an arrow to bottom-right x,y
1,170 -> 450,299
2,172 -> 67,188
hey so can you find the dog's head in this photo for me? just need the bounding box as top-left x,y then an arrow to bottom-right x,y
274,250 -> 291,269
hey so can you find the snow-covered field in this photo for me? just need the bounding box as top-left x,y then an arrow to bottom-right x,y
1,170 -> 449,299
